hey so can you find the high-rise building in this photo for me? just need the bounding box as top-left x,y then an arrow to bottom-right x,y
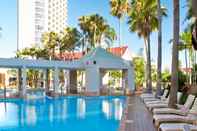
18,0 -> 67,50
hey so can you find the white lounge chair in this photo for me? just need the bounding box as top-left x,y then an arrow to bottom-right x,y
143,89 -> 169,103
153,98 -> 197,127
153,94 -> 195,115
154,114 -> 197,127
140,89 -> 168,99
159,123 -> 197,131
140,92 -> 155,99
145,92 -> 182,106
146,92 -> 183,111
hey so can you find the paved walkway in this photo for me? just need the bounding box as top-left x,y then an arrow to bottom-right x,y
120,96 -> 156,131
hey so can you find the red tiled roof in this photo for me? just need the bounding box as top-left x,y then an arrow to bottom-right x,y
57,52 -> 83,61
56,46 -> 128,60
107,46 -> 128,57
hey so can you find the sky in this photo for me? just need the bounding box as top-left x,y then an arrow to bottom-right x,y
0,0 -> 189,70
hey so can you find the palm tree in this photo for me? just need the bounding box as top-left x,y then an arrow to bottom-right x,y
128,0 -> 166,93
179,31 -> 193,84
60,27 -> 81,58
168,0 -> 180,108
156,0 -> 162,96
41,32 -> 59,93
101,25 -> 117,48
185,0 -> 197,21
41,32 -> 59,60
109,0 -> 130,46
78,14 -> 116,49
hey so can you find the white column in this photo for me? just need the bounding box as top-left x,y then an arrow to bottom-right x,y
85,67 -> 100,92
126,67 -> 135,91
21,67 -> 27,98
99,69 -> 106,88
43,69 -> 47,91
53,67 -> 59,94
122,69 -> 128,89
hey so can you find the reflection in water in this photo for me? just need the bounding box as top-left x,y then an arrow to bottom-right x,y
102,100 -> 112,119
62,99 -> 67,120
114,98 -> 123,120
49,104 -> 54,122
77,98 -> 86,119
0,103 -> 18,127
0,97 -> 125,131
26,106 -> 37,126
102,99 -> 123,120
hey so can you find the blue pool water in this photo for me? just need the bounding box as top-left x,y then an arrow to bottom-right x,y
0,96 -> 125,131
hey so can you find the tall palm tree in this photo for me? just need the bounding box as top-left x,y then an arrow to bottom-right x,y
156,0 -> 162,96
110,0 -> 130,46
169,0 -> 180,108
60,27 -> 81,58
78,14 -> 116,49
41,32 -> 57,93
41,32 -> 59,93
179,31 -> 192,84
128,0 -> 166,93
41,32 -> 59,60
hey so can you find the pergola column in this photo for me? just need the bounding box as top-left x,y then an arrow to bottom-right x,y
69,70 -> 77,94
20,67 -> 27,98
85,67 -> 100,93
122,69 -> 128,89
99,69 -> 106,88
18,68 -> 22,95
43,69 -> 47,91
122,68 -> 135,93
53,67 -> 59,94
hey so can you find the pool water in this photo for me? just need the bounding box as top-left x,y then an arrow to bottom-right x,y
0,96 -> 125,131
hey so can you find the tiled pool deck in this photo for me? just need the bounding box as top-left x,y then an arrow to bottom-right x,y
119,96 -> 156,131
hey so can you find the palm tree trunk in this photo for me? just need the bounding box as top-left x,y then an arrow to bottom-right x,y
156,0 -> 162,96
169,0 -> 179,108
144,40 -> 148,91
185,48 -> 189,83
147,36 -> 152,92
52,49 -> 55,60
59,49 -> 62,60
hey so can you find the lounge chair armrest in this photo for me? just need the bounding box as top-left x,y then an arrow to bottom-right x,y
161,97 -> 166,101
189,110 -> 197,115
157,95 -> 162,98
176,104 -> 184,109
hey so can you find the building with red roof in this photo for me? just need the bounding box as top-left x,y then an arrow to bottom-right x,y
56,46 -> 135,61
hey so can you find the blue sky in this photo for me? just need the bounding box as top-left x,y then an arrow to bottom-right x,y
0,0 -> 189,70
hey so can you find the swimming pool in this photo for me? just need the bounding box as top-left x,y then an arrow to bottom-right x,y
0,96 -> 125,131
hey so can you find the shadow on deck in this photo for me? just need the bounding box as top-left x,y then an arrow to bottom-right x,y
120,96 -> 156,131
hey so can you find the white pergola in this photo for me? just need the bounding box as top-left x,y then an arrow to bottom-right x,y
0,47 -> 135,97
81,47 -> 135,93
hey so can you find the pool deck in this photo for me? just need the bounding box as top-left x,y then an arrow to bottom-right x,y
119,96 -> 156,131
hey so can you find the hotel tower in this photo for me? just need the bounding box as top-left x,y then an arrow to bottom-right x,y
17,0 -> 68,50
